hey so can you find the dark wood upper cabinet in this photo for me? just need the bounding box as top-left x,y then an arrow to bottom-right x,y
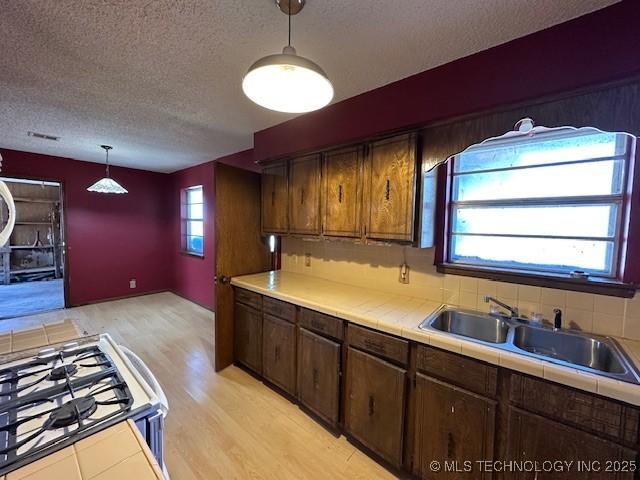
262,313 -> 297,396
344,346 -> 407,468
413,374 -> 496,480
234,299 -> 262,375
507,407 -> 637,480
297,328 -> 341,427
289,154 -> 321,235
322,146 -> 363,238
364,133 -> 419,242
261,162 -> 288,234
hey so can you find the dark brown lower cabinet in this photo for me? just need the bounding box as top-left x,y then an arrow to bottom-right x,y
234,301 -> 262,374
344,346 -> 407,468
262,313 -> 296,396
297,328 -> 341,427
507,407 -> 637,480
413,373 -> 496,479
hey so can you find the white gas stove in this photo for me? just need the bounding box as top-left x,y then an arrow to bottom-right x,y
0,333 -> 166,476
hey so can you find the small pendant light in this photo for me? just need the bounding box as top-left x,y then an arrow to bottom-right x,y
242,0 -> 333,113
87,145 -> 128,194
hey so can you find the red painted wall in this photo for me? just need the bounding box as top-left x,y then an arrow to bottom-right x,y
169,149 -> 258,310
0,149 -> 173,306
254,1 -> 640,161
170,161 -> 215,309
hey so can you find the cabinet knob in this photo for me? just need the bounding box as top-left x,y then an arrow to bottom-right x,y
215,275 -> 231,285
385,179 -> 390,200
368,395 -> 375,416
338,184 -> 343,203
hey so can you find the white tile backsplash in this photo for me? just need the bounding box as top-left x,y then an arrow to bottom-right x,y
281,237 -> 640,340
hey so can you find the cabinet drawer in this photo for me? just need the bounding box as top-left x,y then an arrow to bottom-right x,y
347,324 -> 408,366
234,288 -> 261,310
299,308 -> 344,341
510,373 -> 640,445
416,345 -> 498,398
263,296 -> 296,322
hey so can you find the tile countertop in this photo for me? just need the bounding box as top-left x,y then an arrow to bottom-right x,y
232,270 -> 640,406
3,420 -> 163,480
0,320 -> 82,355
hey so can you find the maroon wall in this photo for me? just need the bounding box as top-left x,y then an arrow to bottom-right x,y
1,148 -> 258,310
254,1 -> 640,161
0,149 -> 173,306
169,149 -> 258,310
170,161 -> 215,309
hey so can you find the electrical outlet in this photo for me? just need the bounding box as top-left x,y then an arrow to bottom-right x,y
129,279 -> 137,289
399,263 -> 410,284
304,253 -> 311,267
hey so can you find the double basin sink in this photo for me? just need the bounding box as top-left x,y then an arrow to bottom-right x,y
420,307 -> 640,384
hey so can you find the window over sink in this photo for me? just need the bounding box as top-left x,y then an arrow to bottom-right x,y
441,120 -> 637,288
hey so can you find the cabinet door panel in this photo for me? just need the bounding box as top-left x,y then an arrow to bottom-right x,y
234,302 -> 262,374
365,133 -> 418,241
345,347 -> 406,468
413,374 -> 496,480
507,407 -> 637,480
289,154 -> 321,235
262,313 -> 296,395
323,146 -> 363,237
262,163 -> 288,234
298,328 -> 341,427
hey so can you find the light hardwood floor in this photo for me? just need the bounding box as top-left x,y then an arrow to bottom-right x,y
3,292 -> 397,480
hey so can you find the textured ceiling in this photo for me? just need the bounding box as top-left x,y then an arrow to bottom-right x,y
0,0 -> 618,173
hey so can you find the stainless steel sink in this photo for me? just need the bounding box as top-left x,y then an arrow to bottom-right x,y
419,306 -> 640,384
513,325 -> 627,374
428,308 -> 509,344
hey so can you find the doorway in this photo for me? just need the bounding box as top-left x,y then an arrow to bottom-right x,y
0,177 -> 65,319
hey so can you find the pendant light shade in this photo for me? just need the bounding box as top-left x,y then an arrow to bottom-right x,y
242,1 -> 333,113
87,145 -> 128,194
243,46 -> 333,113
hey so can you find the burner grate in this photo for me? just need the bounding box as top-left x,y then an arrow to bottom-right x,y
0,346 -> 134,476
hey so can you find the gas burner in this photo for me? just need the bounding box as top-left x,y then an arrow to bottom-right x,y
45,397 -> 97,429
47,364 -> 78,381
36,348 -> 56,361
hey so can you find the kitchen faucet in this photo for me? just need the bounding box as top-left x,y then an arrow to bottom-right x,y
553,308 -> 563,331
483,296 -> 519,319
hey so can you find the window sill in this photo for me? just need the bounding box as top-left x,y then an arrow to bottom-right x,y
180,251 -> 205,259
436,263 -> 637,298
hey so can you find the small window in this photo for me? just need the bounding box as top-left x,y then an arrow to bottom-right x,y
446,128 -> 633,279
182,186 -> 204,256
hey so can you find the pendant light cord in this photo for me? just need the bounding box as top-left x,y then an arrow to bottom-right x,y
288,2 -> 291,47
106,149 -> 110,178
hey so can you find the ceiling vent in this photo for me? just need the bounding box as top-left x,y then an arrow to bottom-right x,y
27,131 -> 59,141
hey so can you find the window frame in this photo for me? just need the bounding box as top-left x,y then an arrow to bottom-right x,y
181,185 -> 205,258
436,131 -> 638,298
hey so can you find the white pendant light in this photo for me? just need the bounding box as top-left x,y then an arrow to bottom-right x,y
87,145 -> 128,194
242,0 -> 333,113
